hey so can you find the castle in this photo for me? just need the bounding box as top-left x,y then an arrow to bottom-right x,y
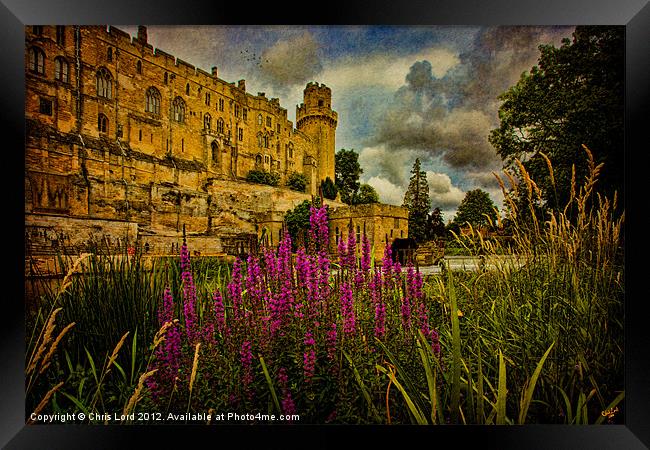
25,25 -> 408,267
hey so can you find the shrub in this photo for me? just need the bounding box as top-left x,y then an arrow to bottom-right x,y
285,171 -> 307,192
321,177 -> 338,200
246,169 -> 279,187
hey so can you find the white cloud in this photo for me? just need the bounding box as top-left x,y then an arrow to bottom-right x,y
320,46 -> 459,92
366,176 -> 405,206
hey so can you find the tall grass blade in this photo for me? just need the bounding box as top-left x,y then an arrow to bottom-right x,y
518,341 -> 555,424
496,349 -> 507,425
376,364 -> 428,425
259,355 -> 281,415
448,269 -> 461,424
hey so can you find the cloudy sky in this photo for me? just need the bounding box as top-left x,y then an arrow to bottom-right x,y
119,25 -> 574,222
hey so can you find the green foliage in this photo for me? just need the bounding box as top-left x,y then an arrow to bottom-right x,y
402,158 -> 431,243
352,183 -> 379,204
428,207 -> 446,239
489,26 -> 624,211
246,169 -> 280,187
451,189 -> 497,231
335,148 -> 362,204
321,176 -> 338,200
285,171 -> 307,192
284,199 -> 321,250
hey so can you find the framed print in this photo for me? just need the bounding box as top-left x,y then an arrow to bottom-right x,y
2,0 -> 649,448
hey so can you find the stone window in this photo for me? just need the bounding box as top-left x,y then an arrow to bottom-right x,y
28,47 -> 45,74
257,133 -> 262,147
173,97 -> 186,123
96,67 -> 112,99
216,118 -> 224,134
234,104 -> 240,118
211,141 -> 219,163
319,99 -> 324,107
32,26 -> 43,36
136,60 -> 142,74
145,87 -> 161,115
39,97 -> 52,115
335,227 -> 339,244
238,127 -> 243,141
107,47 -> 113,62
204,113 -> 211,130
56,26 -> 65,46
205,92 -> 211,106
266,116 -> 271,127
288,144 -> 294,159
138,129 -> 142,141
164,72 -> 168,84
263,135 -> 270,148
255,154 -> 262,165
277,124 -> 280,133
264,155 -> 270,164
54,57 -> 68,83
219,98 -> 224,112
258,114 -> 263,126
394,218 -> 400,228
98,113 -> 108,133
243,108 -> 247,121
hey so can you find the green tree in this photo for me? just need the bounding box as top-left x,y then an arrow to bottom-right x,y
286,171 -> 307,192
321,177 -> 338,200
335,149 -> 362,204
284,199 -> 322,250
428,207 -> 446,239
353,183 -> 379,205
451,189 -> 497,231
489,26 -> 624,212
402,158 -> 431,243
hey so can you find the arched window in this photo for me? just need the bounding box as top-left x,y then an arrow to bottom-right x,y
216,118 -> 224,134
257,133 -> 263,147
204,113 -> 211,130
288,144 -> 294,159
264,155 -> 270,164
28,47 -> 45,74
211,141 -> 219,163
98,113 -> 108,133
164,72 -> 168,84
263,135 -> 269,148
107,47 -> 113,62
186,83 -> 190,95
96,67 -> 112,99
136,60 -> 142,74
54,57 -> 68,83
255,154 -> 262,165
145,87 -> 161,115
172,97 -> 185,123
257,114 -> 263,126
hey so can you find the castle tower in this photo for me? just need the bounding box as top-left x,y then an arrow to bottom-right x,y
296,82 -> 338,186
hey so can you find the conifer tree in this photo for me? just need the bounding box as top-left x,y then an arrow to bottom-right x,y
402,158 -> 431,243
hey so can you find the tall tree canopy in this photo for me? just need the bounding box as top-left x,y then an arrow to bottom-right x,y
402,158 -> 431,243
335,149 -> 362,205
451,189 -> 497,231
353,183 -> 379,205
489,26 -> 624,211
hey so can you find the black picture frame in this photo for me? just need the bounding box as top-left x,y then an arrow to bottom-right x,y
3,0 -> 648,448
